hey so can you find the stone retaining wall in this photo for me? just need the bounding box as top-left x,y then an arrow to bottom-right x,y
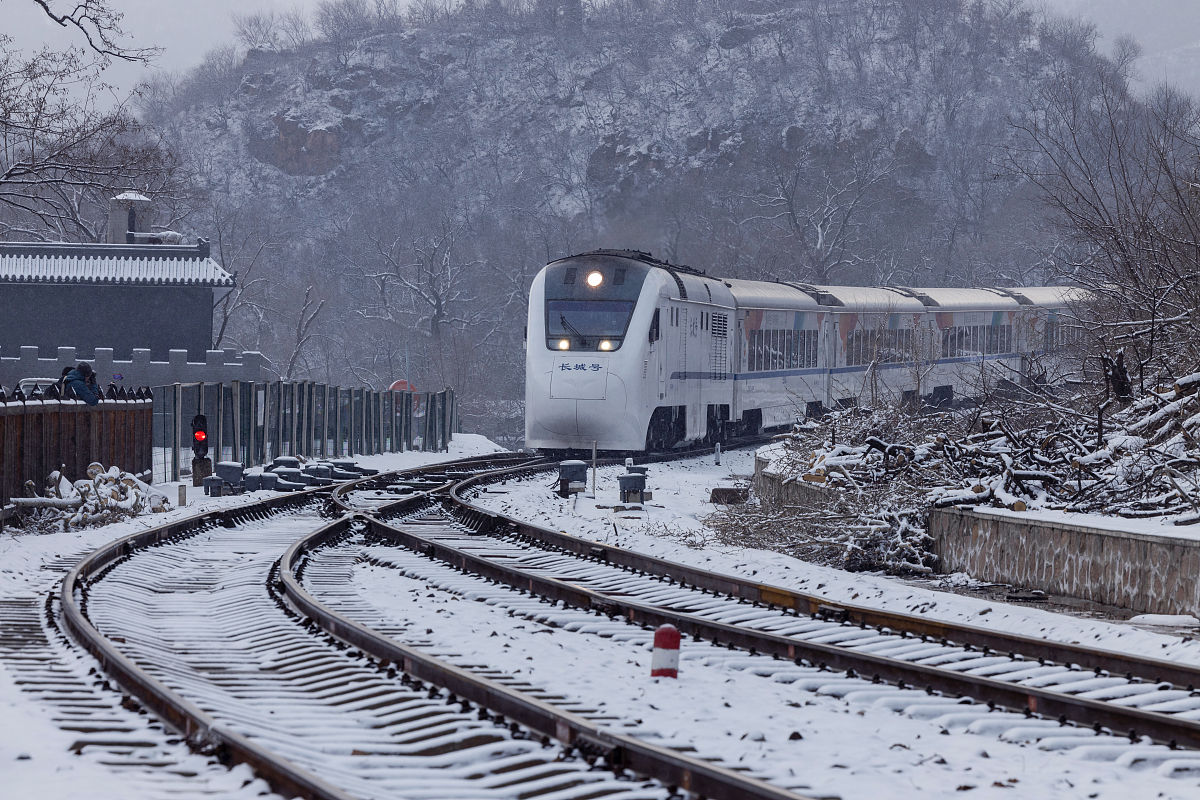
931,507 -> 1200,616
755,452 -> 1200,615
753,454 -> 833,508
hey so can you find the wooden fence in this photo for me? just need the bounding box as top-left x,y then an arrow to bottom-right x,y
0,394 -> 153,510
0,382 -> 458,506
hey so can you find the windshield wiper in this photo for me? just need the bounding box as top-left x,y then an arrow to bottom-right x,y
559,313 -> 589,346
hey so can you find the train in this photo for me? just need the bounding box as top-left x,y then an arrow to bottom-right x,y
524,249 -> 1080,452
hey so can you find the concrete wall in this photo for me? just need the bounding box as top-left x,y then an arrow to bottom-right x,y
931,507 -> 1200,616
0,346 -> 273,392
0,284 -> 216,360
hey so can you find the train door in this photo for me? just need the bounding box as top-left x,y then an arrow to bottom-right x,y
731,313 -> 743,420
683,305 -> 706,440
652,306 -> 666,403
822,313 -> 836,409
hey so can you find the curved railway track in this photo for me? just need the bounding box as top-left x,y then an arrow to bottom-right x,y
56,443 -> 1200,798
60,449 -> 814,800
334,459 -> 1200,764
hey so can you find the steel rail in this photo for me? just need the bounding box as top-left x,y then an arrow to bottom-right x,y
279,513 -> 817,800
59,487 -> 356,800
449,463 -> 1200,692
56,454 -> 517,800
363,511 -> 1200,750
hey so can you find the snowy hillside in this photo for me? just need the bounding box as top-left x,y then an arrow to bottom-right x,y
141,0 -> 1123,439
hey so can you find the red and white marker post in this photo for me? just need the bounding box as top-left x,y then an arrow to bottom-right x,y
650,624 -> 680,678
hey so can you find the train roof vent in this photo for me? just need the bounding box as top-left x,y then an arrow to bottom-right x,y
883,286 -> 935,305
786,282 -> 844,306
897,288 -> 940,307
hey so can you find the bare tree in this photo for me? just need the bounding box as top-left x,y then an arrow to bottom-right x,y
28,0 -> 157,62
233,11 -> 281,52
315,0 -> 375,66
744,136 -> 896,284
0,39 -> 179,239
1009,47 -> 1200,390
209,202 -> 279,350
281,285 -> 327,380
0,2 -> 176,240
279,10 -> 314,49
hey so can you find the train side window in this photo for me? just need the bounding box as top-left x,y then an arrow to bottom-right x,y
649,309 -> 660,343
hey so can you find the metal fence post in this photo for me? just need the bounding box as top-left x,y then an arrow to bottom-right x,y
231,381 -> 241,465
386,391 -> 395,452
407,392 -> 415,451
172,383 -> 182,481
305,381 -> 315,457
375,391 -> 383,453
249,382 -> 259,465
275,380 -> 284,458
216,383 -> 225,463
357,389 -> 365,456
334,388 -> 342,456
300,381 -> 310,458
427,393 -> 436,450
319,384 -> 328,457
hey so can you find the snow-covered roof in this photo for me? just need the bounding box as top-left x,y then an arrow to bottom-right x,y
723,278 -> 819,310
900,287 -> 1021,311
998,286 -> 1083,307
796,284 -> 926,312
0,241 -> 232,287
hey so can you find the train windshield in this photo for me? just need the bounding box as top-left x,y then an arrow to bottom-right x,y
547,300 -> 635,351
543,255 -> 650,352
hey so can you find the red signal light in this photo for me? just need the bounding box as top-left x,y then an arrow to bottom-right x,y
194,430 -> 207,442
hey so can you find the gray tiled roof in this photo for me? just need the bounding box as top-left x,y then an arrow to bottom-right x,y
0,241 -> 233,287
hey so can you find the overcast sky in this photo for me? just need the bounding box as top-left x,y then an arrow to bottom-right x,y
1,0 -> 327,98
3,0 -> 1200,96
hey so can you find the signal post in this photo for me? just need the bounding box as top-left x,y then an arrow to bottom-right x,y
191,413 -> 212,487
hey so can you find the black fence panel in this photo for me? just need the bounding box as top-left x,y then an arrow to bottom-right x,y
150,382 -> 456,483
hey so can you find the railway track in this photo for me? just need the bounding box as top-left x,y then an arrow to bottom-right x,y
56,442 -> 1200,798
336,458 -> 1200,766
59,450 -> 812,800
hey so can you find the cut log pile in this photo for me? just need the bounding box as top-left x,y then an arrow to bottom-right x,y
13,462 -> 170,531
774,371 -> 1200,526
737,372 -> 1200,574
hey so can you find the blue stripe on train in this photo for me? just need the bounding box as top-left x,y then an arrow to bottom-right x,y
668,351 -> 1021,381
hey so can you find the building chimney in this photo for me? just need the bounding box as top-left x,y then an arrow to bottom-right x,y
108,192 -> 152,243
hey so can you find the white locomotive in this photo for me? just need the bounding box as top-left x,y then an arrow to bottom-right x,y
525,250 -> 1079,452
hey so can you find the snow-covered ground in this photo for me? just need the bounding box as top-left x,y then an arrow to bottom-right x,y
9,434 -> 1200,798
459,447 -> 1200,797
0,434 -> 505,798
471,447 -> 1200,666
349,548 -> 1199,800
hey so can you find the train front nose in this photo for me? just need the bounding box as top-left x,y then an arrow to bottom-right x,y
526,355 -> 642,450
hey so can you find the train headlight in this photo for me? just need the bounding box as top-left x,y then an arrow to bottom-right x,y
586,270 -> 604,288
557,339 -> 570,350
599,340 -> 613,351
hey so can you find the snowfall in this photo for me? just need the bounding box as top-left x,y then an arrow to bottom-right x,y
5,436 -> 1200,799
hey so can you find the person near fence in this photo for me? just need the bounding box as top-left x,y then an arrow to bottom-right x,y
55,366 -> 72,395
64,363 -> 101,405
